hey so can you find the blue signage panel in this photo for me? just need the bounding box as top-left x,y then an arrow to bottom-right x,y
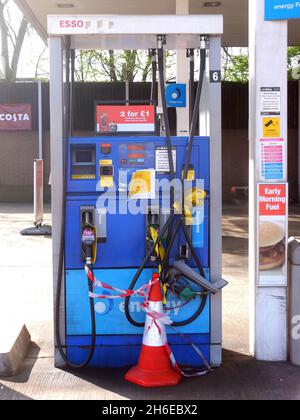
265,0 -> 300,20
166,84 -> 187,108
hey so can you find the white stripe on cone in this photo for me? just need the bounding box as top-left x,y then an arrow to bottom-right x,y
143,301 -> 167,347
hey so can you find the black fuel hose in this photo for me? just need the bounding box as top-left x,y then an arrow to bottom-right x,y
55,257 -> 96,368
125,36 -> 208,328
55,39 -> 96,368
161,44 -> 208,327
157,38 -> 176,281
55,134 -> 97,368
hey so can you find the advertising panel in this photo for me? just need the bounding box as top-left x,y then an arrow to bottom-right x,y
265,1 -> 300,20
258,184 -> 288,286
0,103 -> 32,131
95,105 -> 156,134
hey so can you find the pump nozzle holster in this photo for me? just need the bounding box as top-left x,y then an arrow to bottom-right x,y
169,260 -> 228,295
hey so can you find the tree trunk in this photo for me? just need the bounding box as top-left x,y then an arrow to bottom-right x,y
0,1 -> 10,79
108,50 -> 118,82
0,1 -> 28,82
9,17 -> 28,82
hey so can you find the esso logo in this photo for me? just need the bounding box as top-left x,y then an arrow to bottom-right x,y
59,19 -> 84,29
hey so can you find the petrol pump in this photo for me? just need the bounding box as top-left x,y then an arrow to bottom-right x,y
48,14 -> 225,377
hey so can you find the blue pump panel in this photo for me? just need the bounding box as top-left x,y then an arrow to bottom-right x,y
66,268 -> 210,336
65,136 -> 210,270
67,137 -> 210,193
64,136 -> 211,368
66,268 -> 210,368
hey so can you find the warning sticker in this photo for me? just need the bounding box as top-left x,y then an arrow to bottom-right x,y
156,147 -> 177,174
261,87 -> 281,116
259,138 -> 286,182
129,169 -> 156,200
263,117 -> 280,138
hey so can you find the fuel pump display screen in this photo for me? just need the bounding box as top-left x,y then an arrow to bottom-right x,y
100,165 -> 114,176
118,143 -> 155,170
75,150 -> 95,164
71,145 -> 96,180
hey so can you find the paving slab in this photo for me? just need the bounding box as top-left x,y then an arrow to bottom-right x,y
0,321 -> 31,378
0,203 -> 300,400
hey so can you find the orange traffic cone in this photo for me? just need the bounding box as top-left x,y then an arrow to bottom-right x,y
125,274 -> 182,388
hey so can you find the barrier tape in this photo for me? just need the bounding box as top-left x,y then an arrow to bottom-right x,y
142,301 -> 213,377
86,265 -> 156,300
84,266 -> 212,377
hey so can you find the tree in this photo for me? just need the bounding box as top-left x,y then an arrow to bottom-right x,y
0,0 -> 29,82
74,49 -> 175,83
288,47 -> 300,80
222,48 -> 249,83
75,49 -> 153,83
222,47 -> 300,83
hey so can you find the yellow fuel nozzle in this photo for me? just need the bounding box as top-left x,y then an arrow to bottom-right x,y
173,188 -> 206,223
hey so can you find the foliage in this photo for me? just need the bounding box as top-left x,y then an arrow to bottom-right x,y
288,47 -> 300,80
0,0 -> 29,82
222,48 -> 249,83
75,49 -> 176,83
222,47 -> 300,83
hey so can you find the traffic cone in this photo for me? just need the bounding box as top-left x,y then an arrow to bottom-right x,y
125,274 -> 182,388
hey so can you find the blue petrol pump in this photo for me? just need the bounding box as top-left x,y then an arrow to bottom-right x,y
49,14 -> 226,381
65,136 -> 213,367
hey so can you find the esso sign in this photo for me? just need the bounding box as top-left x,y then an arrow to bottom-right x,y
59,19 -> 84,29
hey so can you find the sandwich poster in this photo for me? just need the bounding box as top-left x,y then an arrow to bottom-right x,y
258,184 -> 288,286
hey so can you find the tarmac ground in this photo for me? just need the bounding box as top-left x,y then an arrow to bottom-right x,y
0,203 -> 300,400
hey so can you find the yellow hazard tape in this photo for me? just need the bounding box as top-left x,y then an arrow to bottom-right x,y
149,226 -> 167,304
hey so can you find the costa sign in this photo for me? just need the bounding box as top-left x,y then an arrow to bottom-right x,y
0,104 -> 32,131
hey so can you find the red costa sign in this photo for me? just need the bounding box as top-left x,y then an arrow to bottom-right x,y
0,104 -> 32,131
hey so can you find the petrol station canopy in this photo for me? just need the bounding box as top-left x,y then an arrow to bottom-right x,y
15,0 -> 300,46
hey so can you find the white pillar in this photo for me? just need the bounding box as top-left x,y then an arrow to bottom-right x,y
49,36 -> 66,367
209,36 -> 223,366
176,0 -> 190,136
38,80 -> 43,159
298,80 -> 300,203
249,0 -> 288,361
199,57 -> 210,137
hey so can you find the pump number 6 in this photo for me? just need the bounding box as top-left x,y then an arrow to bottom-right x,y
210,70 -> 221,83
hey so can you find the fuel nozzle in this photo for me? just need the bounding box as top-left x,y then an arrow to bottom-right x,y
82,227 -> 96,265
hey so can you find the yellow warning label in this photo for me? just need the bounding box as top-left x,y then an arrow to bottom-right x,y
263,117 -> 280,138
129,170 -> 155,199
100,178 -> 114,188
72,175 -> 96,180
100,160 -> 113,166
182,169 -> 196,181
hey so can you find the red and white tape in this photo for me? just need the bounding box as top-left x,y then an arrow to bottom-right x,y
142,301 -> 213,377
85,265 -> 156,300
84,265 -> 212,377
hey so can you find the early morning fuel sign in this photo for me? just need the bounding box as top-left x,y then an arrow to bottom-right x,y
265,1 -> 300,20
